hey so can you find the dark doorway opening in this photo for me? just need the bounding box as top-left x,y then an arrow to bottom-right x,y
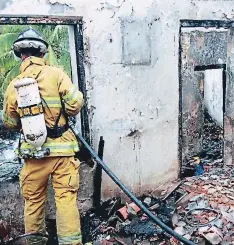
179,21 -> 234,177
193,65 -> 226,174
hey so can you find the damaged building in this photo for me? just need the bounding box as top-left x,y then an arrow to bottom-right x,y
0,0 -> 234,244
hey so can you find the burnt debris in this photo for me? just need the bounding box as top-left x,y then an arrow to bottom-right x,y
182,110 -> 223,178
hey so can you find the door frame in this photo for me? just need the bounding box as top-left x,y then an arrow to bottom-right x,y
178,20 -> 234,176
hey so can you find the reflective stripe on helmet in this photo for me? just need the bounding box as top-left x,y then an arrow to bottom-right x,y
13,40 -> 48,54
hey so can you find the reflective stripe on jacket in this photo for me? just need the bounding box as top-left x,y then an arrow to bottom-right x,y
3,56 -> 83,157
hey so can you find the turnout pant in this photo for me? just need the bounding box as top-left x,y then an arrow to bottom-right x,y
19,156 -> 82,245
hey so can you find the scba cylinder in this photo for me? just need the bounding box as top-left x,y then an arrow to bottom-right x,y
14,78 -> 47,149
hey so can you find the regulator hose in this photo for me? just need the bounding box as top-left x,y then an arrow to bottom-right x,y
69,123 -> 196,245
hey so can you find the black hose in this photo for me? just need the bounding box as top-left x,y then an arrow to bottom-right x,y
70,123 -> 196,245
5,232 -> 48,245
185,208 -> 219,227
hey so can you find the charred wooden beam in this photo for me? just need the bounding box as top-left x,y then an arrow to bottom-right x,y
180,20 -> 234,29
0,15 -> 82,25
93,136 -> 105,209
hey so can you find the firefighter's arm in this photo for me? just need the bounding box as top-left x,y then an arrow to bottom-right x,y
2,83 -> 20,130
57,69 -> 83,116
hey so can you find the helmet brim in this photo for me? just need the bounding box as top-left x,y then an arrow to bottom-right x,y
13,37 -> 49,48
13,38 -> 49,58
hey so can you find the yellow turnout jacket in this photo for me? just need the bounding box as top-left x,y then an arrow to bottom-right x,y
2,56 -> 83,157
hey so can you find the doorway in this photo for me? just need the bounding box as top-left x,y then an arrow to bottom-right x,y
179,21 -> 234,176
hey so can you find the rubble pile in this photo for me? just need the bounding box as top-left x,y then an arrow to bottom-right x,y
81,195 -> 182,245
173,166 -> 234,245
201,112 -> 223,165
0,134 -> 21,182
81,165 -> 234,245
1,165 -> 233,245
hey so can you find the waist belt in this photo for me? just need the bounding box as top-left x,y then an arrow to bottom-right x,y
46,124 -> 69,139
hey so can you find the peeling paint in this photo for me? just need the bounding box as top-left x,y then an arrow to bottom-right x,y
48,0 -> 75,8
97,0 -> 126,18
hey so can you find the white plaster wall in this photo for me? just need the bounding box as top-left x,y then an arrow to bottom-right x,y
204,69 -> 224,127
0,0 -> 234,198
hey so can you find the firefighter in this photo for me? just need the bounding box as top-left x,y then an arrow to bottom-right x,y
2,27 -> 84,245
